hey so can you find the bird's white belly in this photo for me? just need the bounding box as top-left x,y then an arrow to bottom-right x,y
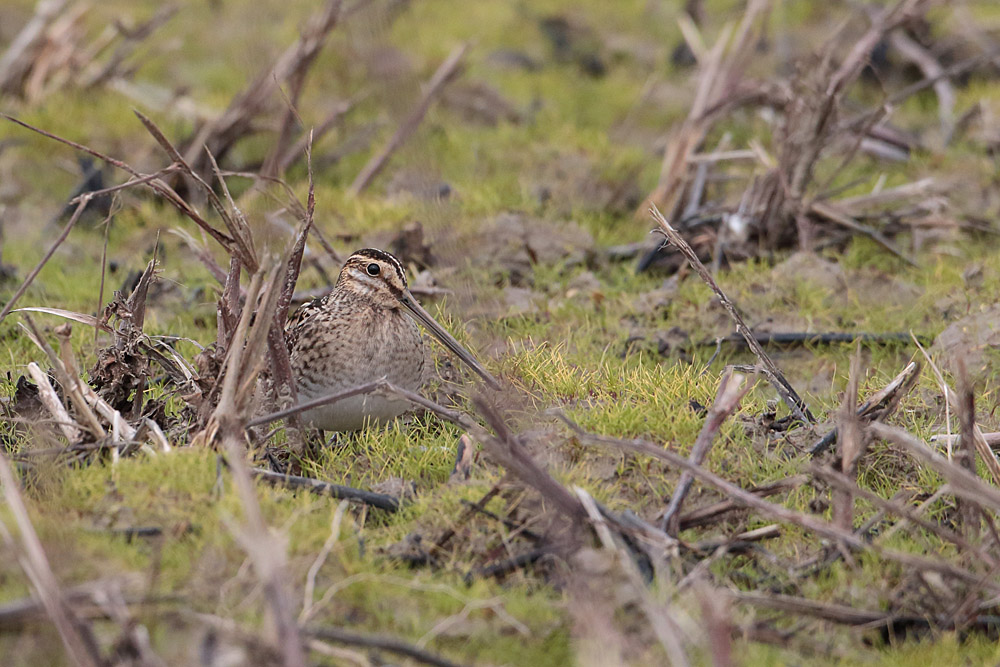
300,392 -> 411,432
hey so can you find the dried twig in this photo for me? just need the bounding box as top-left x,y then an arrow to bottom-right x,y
80,5 -> 177,88
0,198 -> 89,325
0,0 -> 69,95
912,335 -> 1000,485
182,0 -> 343,178
2,114 -> 242,263
809,465 -> 996,566
808,360 -> 920,456
650,204 -> 813,423
832,351 -> 864,531
24,362 -> 80,442
888,30 -> 954,138
249,468 -> 399,512
662,369 -> 750,533
677,475 -> 809,530
204,265 -> 307,667
350,44 -> 467,195
871,422 -> 1000,514
571,424 -> 991,587
577,487 -> 692,667
0,452 -> 102,666
303,626 -> 463,667
643,0 -> 769,218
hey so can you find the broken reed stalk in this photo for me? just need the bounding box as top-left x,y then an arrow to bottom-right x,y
276,99 -> 353,175
303,626 -> 462,667
20,315 -> 105,440
676,474 -> 808,530
955,363 -> 980,535
249,468 -> 399,512
0,0 -> 68,96
0,197 -> 89,325
181,0 -> 343,178
208,266 -> 307,667
25,362 -> 81,442
808,360 -> 920,456
350,43 -> 468,195
662,369 -> 750,534
643,0 -> 769,219
262,130 -> 316,454
913,335 -> 1000,485
576,487 -> 693,667
886,29 -> 954,139
0,452 -> 102,667
136,110 -> 259,271
1,114 -> 246,267
871,422 -> 1000,514
832,351 -> 864,532
474,396 -> 588,525
649,204 -> 814,423
572,425 -> 991,587
809,465 -> 997,566
80,4 -> 178,89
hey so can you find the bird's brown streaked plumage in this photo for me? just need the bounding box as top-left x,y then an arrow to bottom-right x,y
285,248 -> 498,432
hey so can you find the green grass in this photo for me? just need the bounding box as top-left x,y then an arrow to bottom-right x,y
2,0 -> 1000,664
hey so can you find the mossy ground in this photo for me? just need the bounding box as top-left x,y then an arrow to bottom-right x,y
2,0 -> 1000,664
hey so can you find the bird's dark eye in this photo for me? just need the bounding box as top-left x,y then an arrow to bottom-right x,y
366,263 -> 380,276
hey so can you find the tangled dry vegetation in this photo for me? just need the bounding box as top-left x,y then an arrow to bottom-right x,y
2,0 -> 1000,665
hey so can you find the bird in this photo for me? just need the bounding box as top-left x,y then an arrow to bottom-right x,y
284,248 -> 499,432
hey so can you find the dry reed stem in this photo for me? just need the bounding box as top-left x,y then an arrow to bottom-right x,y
887,30 -> 954,139
808,360 -> 920,456
80,5 -> 177,88
662,369 -> 750,533
25,361 -> 80,442
643,0 -> 769,218
2,113 -> 239,258
832,351 -> 863,531
276,99 -> 353,175
182,0 -> 343,177
300,499 -> 349,622
576,486 -> 692,667
303,626 -> 462,667
208,265 -> 307,667
474,396 -> 588,525
0,452 -> 101,666
0,197 -> 88,325
350,43 -> 468,195
136,110 -> 258,271
871,422 -> 1000,514
576,428 -> 991,588
0,0 -> 68,95
650,204 -> 814,423
810,465 -> 996,566
912,335 -> 1000,484
808,200 -> 916,266
733,591 -> 887,625
955,363 -> 980,534
677,475 -> 808,530
20,315 -> 105,439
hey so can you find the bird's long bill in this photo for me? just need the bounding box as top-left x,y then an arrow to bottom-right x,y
399,290 -> 501,390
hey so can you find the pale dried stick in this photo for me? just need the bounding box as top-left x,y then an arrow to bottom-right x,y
25,362 -> 80,442
0,451 -> 101,666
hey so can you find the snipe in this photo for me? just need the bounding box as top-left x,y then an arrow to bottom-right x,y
285,248 -> 498,431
